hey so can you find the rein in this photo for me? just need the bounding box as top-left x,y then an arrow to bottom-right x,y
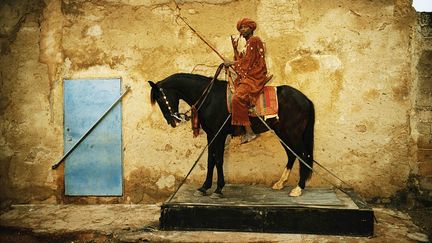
192,63 -> 225,111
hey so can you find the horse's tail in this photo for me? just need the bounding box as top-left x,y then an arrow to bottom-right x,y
302,100 -> 315,180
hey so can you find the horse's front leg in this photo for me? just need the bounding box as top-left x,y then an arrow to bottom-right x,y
194,134 -> 217,196
210,136 -> 227,199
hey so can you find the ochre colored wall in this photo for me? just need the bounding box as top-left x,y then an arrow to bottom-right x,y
1,0 -> 429,205
411,11 -> 432,205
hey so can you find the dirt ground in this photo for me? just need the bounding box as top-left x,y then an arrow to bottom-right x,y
0,204 -> 430,243
406,207 -> 432,241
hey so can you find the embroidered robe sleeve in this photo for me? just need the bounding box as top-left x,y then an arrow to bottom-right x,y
233,36 -> 267,82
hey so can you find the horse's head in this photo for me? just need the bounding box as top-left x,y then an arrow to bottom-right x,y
148,80 -> 181,128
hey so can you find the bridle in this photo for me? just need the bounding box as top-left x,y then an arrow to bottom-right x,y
157,63 -> 225,123
158,87 -> 185,122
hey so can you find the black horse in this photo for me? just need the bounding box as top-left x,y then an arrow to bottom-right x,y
149,71 -> 315,198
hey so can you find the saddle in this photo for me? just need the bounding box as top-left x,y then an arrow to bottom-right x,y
226,85 -> 279,117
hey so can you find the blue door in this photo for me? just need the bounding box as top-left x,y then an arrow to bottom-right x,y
64,78 -> 123,196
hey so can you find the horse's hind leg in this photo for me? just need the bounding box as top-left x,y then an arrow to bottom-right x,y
289,146 -> 311,197
290,154 -> 312,197
273,139 -> 307,196
272,151 -> 295,190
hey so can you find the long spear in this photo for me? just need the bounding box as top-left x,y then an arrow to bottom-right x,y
173,1 -> 226,61
172,3 -> 273,83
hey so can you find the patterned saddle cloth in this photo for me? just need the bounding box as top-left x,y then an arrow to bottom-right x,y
226,86 -> 278,117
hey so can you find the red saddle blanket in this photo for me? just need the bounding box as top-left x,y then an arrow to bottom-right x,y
227,86 -> 278,117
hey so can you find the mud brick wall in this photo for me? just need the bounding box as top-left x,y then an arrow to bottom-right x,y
413,12 -> 432,203
0,0 -> 429,205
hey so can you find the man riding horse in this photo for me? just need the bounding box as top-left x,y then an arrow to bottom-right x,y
149,17 -> 315,198
224,18 -> 269,144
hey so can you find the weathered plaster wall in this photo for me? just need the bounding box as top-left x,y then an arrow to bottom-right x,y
410,12 -> 432,205
0,0 -> 424,204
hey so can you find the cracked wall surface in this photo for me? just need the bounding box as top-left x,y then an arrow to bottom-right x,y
410,12 -> 432,204
0,0 -> 427,204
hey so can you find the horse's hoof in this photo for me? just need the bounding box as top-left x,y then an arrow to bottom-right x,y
272,182 -> 284,190
289,186 -> 302,197
193,190 -> 206,197
209,192 -> 224,199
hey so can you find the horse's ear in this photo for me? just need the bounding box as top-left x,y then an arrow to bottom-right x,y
148,81 -> 158,105
148,81 -> 158,89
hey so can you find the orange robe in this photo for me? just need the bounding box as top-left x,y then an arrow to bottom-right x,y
232,36 -> 268,126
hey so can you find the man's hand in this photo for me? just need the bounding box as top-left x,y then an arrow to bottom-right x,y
223,58 -> 234,67
230,35 -> 239,50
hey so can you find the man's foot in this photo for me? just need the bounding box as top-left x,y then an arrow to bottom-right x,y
241,133 -> 257,144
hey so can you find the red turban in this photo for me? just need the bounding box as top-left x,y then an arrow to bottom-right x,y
236,18 -> 257,31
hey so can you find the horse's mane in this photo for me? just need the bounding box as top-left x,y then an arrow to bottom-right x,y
161,73 -> 212,87
150,73 -> 213,105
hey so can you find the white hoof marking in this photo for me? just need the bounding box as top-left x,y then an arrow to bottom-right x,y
289,186 -> 302,197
